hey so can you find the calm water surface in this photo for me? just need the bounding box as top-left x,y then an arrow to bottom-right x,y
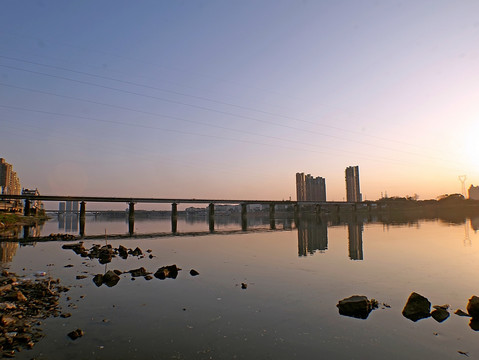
1,215 -> 479,359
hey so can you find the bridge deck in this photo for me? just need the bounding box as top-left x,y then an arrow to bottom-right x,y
0,194 -> 358,205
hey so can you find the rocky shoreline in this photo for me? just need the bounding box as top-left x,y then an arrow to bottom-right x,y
0,270 -> 70,358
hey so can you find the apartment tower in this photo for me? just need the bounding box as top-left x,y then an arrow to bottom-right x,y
345,166 -> 361,202
296,172 -> 326,201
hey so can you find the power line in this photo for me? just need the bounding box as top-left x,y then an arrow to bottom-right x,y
0,62 -> 442,161
0,54 -> 431,151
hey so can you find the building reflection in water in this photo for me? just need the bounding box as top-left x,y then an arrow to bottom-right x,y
348,221 -> 364,260
471,216 -> 479,232
58,214 -> 78,233
297,219 -> 328,256
0,242 -> 18,263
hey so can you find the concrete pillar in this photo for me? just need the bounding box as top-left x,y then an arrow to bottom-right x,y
294,204 -> 300,228
23,225 -> 29,239
128,202 -> 135,236
241,203 -> 247,231
79,201 -> 86,237
269,203 -> 276,230
208,203 -> 215,232
352,203 -> 357,212
24,199 -> 30,216
315,204 -> 321,216
171,203 -> 178,234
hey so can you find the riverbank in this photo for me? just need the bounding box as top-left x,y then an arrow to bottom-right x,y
0,213 -> 47,231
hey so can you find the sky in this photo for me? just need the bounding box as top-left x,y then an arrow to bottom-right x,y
1,0 -> 479,205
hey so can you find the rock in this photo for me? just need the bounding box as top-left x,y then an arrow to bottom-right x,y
118,245 -> 128,259
67,329 -> 84,340
241,283 -> 247,289
60,313 -> 72,318
16,291 -> 27,302
76,275 -> 87,280
14,333 -> 31,343
154,265 -> 181,280
144,275 -> 153,280
431,308 -> 449,323
98,247 -> 113,264
455,309 -> 471,317
337,295 -> 375,319
433,304 -> 449,310
130,247 -> 143,257
466,296 -> 479,318
92,274 -> 103,287
189,269 -> 199,276
1,316 -> 16,327
129,267 -> 148,277
469,318 -> 479,331
103,271 -> 120,287
402,292 -> 431,322
64,264 -> 74,268
113,269 -> 123,276
0,284 -> 12,293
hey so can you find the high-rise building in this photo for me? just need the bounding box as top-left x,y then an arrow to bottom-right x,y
296,172 -> 326,201
345,166 -> 361,202
0,158 -> 21,195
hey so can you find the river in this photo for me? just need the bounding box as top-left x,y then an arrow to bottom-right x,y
1,213 -> 479,359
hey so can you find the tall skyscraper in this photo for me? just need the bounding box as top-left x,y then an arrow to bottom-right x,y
296,172 -> 326,201
345,166 -> 361,202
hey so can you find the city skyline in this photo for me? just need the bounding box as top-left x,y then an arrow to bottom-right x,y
1,1 -> 479,202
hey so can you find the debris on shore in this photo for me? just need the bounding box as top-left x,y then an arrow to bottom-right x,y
0,269 -> 69,358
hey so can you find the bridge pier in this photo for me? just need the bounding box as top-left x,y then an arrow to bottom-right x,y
241,203 -> 247,231
294,204 -> 300,227
315,204 -> 321,217
171,203 -> 178,233
269,203 -> 275,230
24,199 -> 30,216
79,201 -> 86,237
208,203 -> 215,232
128,202 -> 135,236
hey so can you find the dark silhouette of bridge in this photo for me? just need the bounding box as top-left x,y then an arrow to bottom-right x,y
0,194 -> 373,236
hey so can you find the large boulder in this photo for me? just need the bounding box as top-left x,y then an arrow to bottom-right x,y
402,292 -> 431,322
467,296 -> 479,319
337,295 -> 375,319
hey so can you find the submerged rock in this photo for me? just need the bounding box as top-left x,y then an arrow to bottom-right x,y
337,295 -> 376,319
467,296 -> 479,318
130,247 -> 143,257
67,329 -> 84,340
431,308 -> 449,323
455,309 -> 471,317
402,292 -> 431,322
129,267 -> 148,277
189,269 -> 199,276
154,265 -> 181,280
103,271 -> 120,287
92,274 -> 103,287
469,318 -> 479,331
